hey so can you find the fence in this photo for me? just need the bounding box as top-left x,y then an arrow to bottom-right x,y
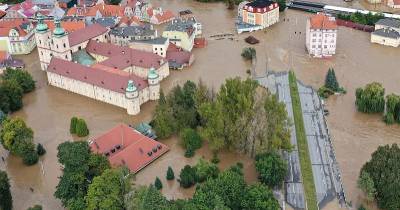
336,19 -> 375,32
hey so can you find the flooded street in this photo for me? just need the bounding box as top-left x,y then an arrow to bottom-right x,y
1,0 -> 399,209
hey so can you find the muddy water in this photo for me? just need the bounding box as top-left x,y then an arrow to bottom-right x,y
1,0 -> 400,209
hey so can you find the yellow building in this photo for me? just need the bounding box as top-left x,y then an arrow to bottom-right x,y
162,18 -> 200,52
241,0 -> 279,29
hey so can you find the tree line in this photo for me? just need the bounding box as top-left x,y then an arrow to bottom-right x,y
152,79 -> 292,158
337,12 -> 384,26
355,82 -> 400,125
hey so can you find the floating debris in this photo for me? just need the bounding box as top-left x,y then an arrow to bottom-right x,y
245,35 -> 260,44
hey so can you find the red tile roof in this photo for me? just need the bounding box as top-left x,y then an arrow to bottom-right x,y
66,4 -> 124,17
0,51 -> 10,60
86,40 -> 165,70
394,0 -> 400,5
45,20 -> 85,33
68,23 -> 108,46
89,124 -> 169,173
153,10 -> 175,23
0,20 -> 30,36
310,13 -> 337,30
0,10 -> 6,19
47,58 -> 148,93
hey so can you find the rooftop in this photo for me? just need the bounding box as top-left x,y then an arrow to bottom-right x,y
309,13 -> 337,30
376,18 -> 400,29
110,24 -> 155,37
130,37 -> 168,45
245,0 -> 276,8
47,58 -> 148,94
0,20 -> 32,36
45,20 -> 85,33
94,17 -> 119,28
372,28 -> 400,39
89,124 -> 169,173
86,40 -> 165,70
68,23 -> 108,46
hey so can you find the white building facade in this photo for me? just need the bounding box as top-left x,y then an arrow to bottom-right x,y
306,13 -> 337,58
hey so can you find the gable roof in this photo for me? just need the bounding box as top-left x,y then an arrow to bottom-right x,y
66,3 -> 124,17
153,10 -> 175,23
45,20 -> 85,33
89,123 -> 169,173
0,20 -> 31,36
309,13 -> 337,30
376,18 -> 400,28
86,40 -> 165,70
47,57 -> 148,93
68,23 -> 108,46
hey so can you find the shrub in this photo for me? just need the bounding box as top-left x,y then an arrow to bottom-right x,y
36,143 -> 46,156
22,151 -> 39,166
355,82 -> 385,114
194,158 -> 219,183
27,205 -> 42,210
75,118 -> 89,137
70,117 -> 78,134
154,177 -> 163,190
180,128 -> 202,157
166,166 -> 175,180
241,47 -> 256,60
178,165 -> 197,188
211,153 -> 220,164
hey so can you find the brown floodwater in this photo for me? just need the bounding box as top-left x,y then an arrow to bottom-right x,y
1,0 -> 399,209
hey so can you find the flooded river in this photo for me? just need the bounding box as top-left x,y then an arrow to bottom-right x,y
1,0 -> 399,209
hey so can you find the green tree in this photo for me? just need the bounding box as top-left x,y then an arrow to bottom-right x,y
152,91 -> 175,139
55,141 -> 110,208
27,204 -> 42,210
241,47 -> 256,60
70,117 -> 78,134
355,82 -> 385,113
0,170 -> 12,210
276,0 -> 286,12
194,158 -> 219,183
384,94 -> 400,124
0,117 -> 38,165
86,168 -> 131,210
255,152 -> 287,188
192,169 -> 246,209
0,110 -> 6,124
124,185 -> 171,210
0,79 -> 23,112
36,143 -> 46,156
357,171 -> 376,202
166,166 -> 175,180
180,128 -> 202,157
179,165 -> 197,188
154,177 -> 163,190
360,144 -> 400,210
241,183 -> 280,210
2,68 -> 35,93
325,68 -> 339,92
75,118 -> 89,137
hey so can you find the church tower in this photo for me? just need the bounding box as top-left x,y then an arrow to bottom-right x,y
125,80 -> 140,115
148,67 -> 160,100
35,14 -> 51,70
51,18 -> 72,61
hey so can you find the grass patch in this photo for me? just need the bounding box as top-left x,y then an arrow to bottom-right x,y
288,71 -> 318,210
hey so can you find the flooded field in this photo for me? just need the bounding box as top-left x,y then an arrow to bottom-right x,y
1,0 -> 399,209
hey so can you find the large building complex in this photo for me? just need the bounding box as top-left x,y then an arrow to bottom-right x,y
35,16 -> 169,115
237,0 -> 279,33
371,18 -> 400,47
306,13 -> 337,58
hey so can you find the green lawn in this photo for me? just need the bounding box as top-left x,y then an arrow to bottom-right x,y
288,71 -> 318,210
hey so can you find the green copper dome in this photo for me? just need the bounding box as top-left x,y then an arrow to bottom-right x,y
36,14 -> 48,33
126,80 -> 137,92
53,18 -> 65,37
148,68 -> 159,80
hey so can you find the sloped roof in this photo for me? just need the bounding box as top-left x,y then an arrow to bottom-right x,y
66,3 -> 124,17
372,28 -> 400,39
47,58 -> 148,93
376,18 -> 400,28
68,23 -> 108,46
86,40 -> 165,70
89,124 -> 169,173
45,20 -> 85,33
153,10 -> 175,23
309,13 -> 337,30
0,20 -> 31,36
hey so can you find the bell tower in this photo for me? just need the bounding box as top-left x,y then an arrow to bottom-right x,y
125,80 -> 140,115
35,14 -> 51,70
147,67 -> 160,100
51,18 -> 72,61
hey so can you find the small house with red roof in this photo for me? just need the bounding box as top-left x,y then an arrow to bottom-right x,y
0,19 -> 35,55
306,13 -> 338,58
150,8 -> 175,25
89,124 -> 169,173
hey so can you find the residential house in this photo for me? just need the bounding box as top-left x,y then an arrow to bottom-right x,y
89,124 -> 169,173
110,24 -> 157,46
129,37 -> 169,57
162,18 -> 200,51
0,51 -> 24,73
371,18 -> 400,47
0,20 -> 36,55
306,13 -> 338,58
149,8 -> 175,25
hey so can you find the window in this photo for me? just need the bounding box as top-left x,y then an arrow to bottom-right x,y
63,43 -> 66,48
